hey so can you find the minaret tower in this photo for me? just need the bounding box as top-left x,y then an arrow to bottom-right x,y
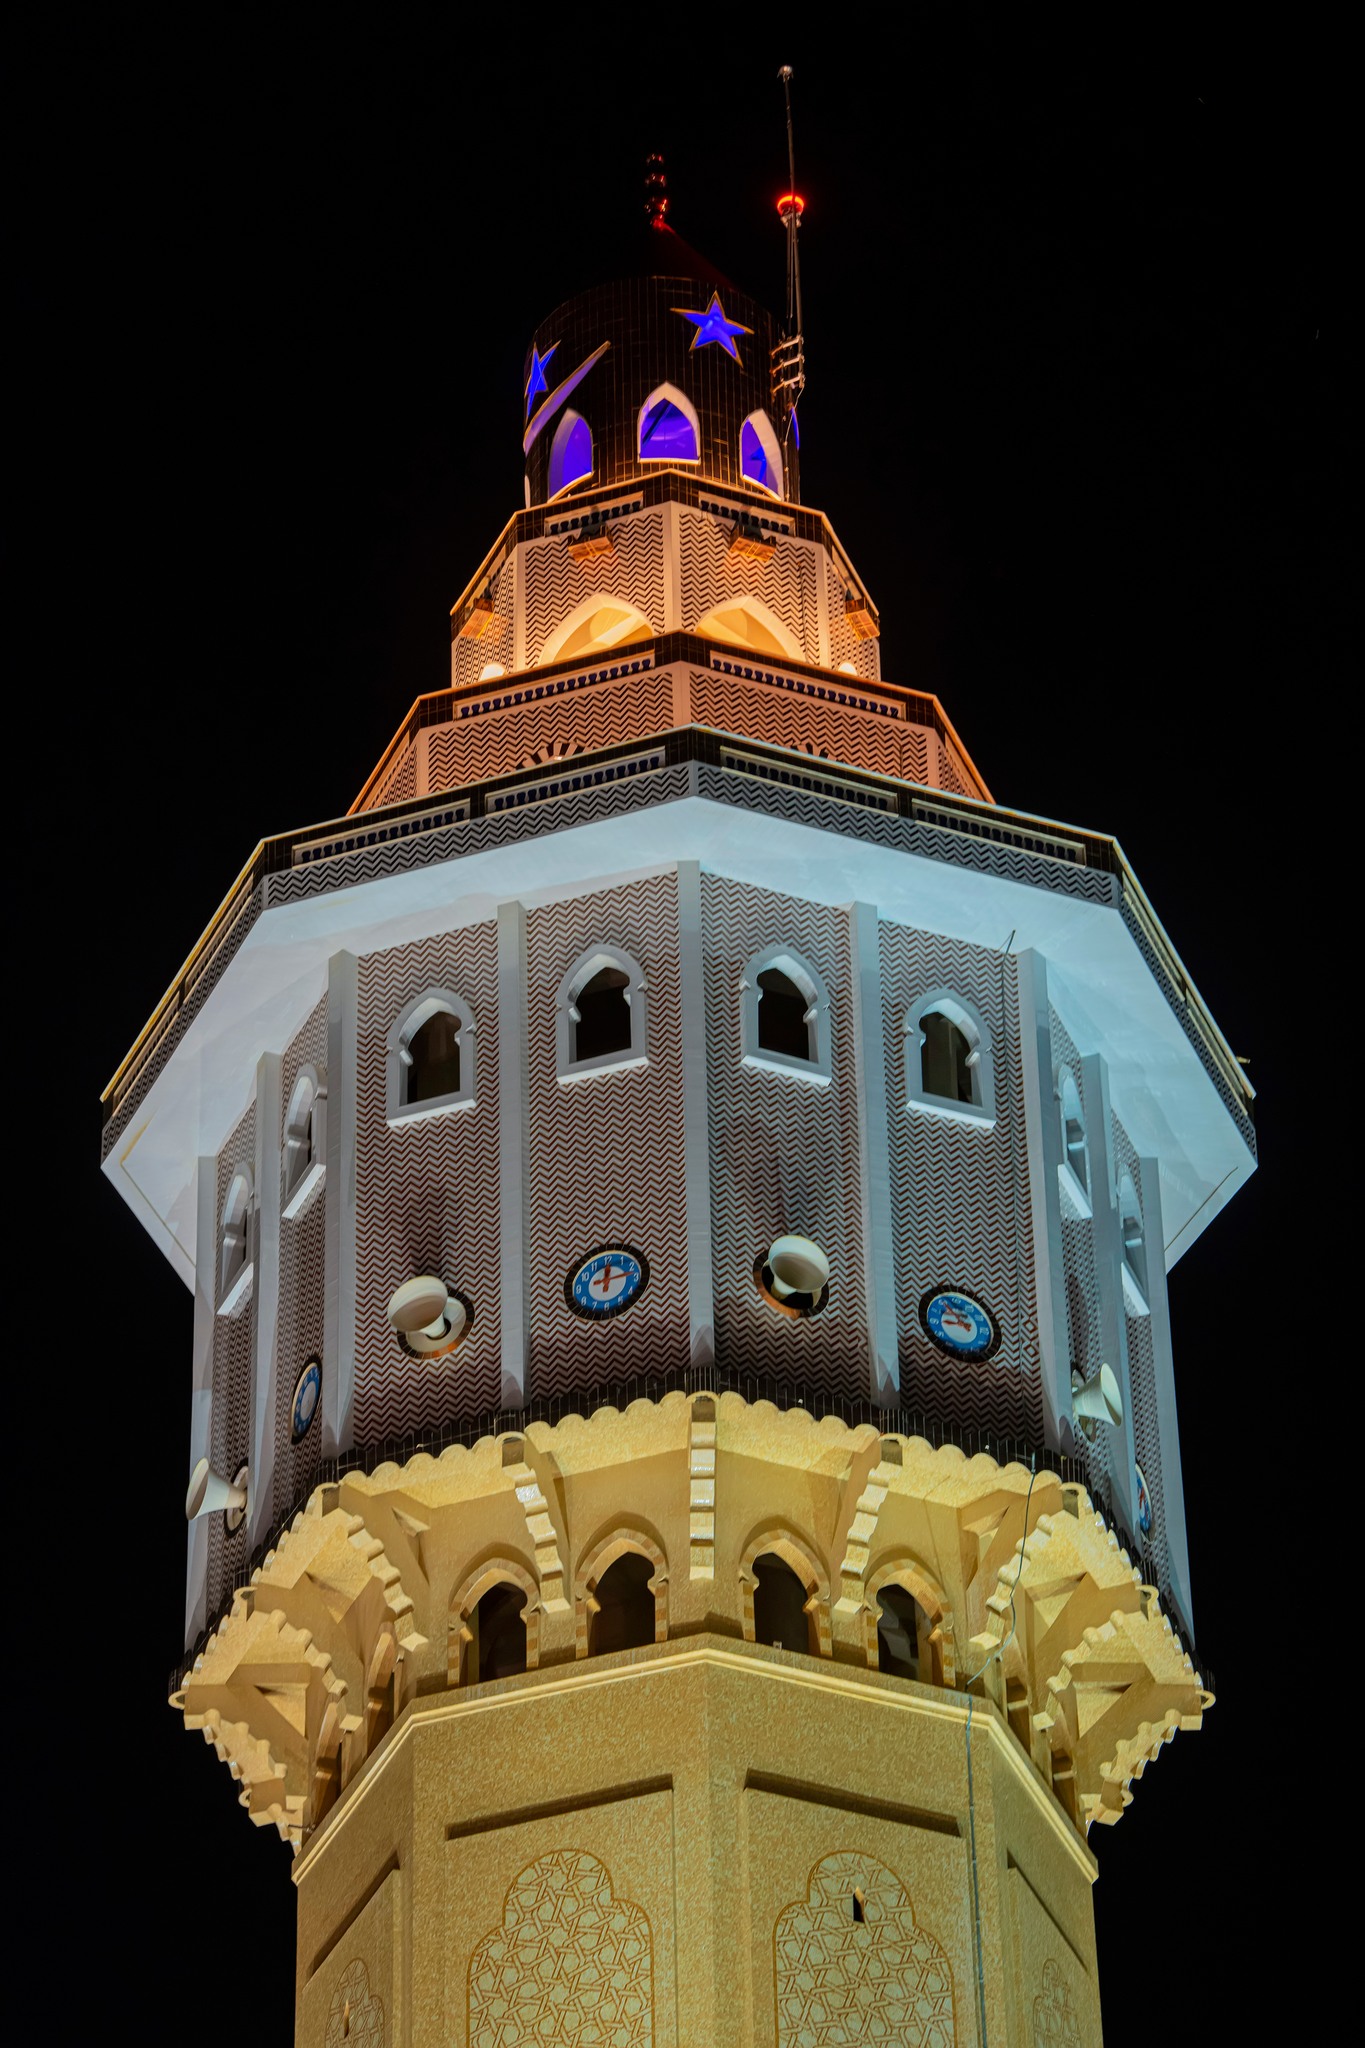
103,152 -> 1254,2046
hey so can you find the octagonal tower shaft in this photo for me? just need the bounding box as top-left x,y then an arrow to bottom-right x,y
105,212 -> 1252,2048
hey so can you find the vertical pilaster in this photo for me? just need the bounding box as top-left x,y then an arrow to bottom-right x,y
323,950 -> 359,1454
677,861 -> 715,1370
850,901 -> 898,1401
498,900 -> 531,1406
1084,1052 -> 1140,1539
1016,949 -> 1071,1446
510,542 -> 526,671
662,500 -> 682,632
250,1049 -> 282,1544
1139,1156 -> 1195,1635
814,541 -> 831,667
186,1154 -> 216,1643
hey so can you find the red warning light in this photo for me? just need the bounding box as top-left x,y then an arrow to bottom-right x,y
776,192 -> 806,219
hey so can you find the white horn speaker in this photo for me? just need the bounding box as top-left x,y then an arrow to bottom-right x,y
389,1276 -> 470,1359
1071,1362 -> 1123,1434
767,1235 -> 830,1301
186,1457 -> 249,1524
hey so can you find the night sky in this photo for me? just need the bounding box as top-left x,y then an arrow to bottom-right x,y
17,15 -> 1337,2042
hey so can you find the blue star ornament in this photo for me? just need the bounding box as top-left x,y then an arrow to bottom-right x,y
524,340 -> 558,417
673,292 -> 753,365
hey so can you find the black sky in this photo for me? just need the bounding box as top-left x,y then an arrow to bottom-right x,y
15,12 -> 1340,2042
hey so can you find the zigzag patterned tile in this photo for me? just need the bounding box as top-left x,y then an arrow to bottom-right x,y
209,1100 -> 256,1618
882,924 -> 1041,1439
353,921 -> 503,1437
426,668 -> 675,795
371,739 -> 418,808
273,995 -> 328,1526
823,556 -> 880,681
266,817 -> 474,907
702,873 -> 870,1402
452,558 -> 514,690
524,512 -> 666,665
524,872 -> 690,1398
679,511 -> 820,665
687,668 -> 907,779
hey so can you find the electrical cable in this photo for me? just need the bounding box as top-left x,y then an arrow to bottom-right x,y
963,1454 -> 1038,2048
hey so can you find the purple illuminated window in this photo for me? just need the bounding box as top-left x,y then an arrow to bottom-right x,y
740,413 -> 783,496
639,397 -> 698,462
548,410 -> 592,496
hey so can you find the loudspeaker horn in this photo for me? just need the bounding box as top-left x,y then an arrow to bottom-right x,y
767,1235 -> 830,1301
186,1457 -> 249,1523
1071,1362 -> 1123,1435
389,1276 -> 470,1359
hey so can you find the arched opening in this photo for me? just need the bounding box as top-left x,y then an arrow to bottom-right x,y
1059,1069 -> 1089,1208
547,408 -> 593,497
572,965 -> 631,1062
1119,1172 -> 1149,1312
876,1584 -> 926,1680
757,966 -> 812,1062
408,1007 -> 461,1104
219,1166 -> 253,1303
468,1583 -> 527,1684
365,1635 -> 397,1751
692,595 -> 803,661
389,990 -> 475,1119
740,410 -> 783,496
590,1552 -> 656,1656
539,596 -> 656,666
752,1551 -> 811,1653
558,947 -> 648,1076
906,991 -> 994,1123
921,1009 -> 975,1105
638,383 -> 699,463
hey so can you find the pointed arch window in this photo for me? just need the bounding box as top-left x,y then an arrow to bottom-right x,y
387,990 -> 476,1122
742,946 -> 831,1084
547,408 -> 593,498
282,1064 -> 327,1219
904,990 -> 995,1127
753,1552 -> 814,1654
218,1164 -> 255,1317
557,946 -> 648,1078
637,382 -> 700,463
1118,1171 -> 1149,1314
740,409 -> 784,496
1057,1067 -> 1090,1215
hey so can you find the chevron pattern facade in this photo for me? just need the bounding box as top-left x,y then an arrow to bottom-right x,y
679,508 -> 821,664
428,665 -> 675,794
882,922 -> 1041,1440
523,512 -> 667,667
822,554 -> 879,682
451,558 -> 514,691
702,872 -> 870,1400
523,871 -> 690,1398
274,994 -> 329,1525
687,666 -> 914,780
209,1100 -> 256,1620
353,920 -> 504,1436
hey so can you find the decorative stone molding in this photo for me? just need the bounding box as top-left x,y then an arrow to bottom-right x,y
175,1393 -> 1209,1850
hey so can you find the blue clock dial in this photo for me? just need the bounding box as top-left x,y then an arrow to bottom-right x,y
919,1288 -> 1001,1361
565,1246 -> 649,1321
291,1358 -> 322,1442
1135,1463 -> 1153,1537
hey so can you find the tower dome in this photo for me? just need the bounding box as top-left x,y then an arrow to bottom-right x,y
523,193 -> 794,507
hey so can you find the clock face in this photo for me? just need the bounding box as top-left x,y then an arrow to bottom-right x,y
919,1288 -> 1001,1361
566,1246 -> 649,1321
291,1358 -> 322,1442
1135,1463 -> 1153,1537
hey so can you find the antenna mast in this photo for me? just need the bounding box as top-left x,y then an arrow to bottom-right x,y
773,65 -> 806,482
